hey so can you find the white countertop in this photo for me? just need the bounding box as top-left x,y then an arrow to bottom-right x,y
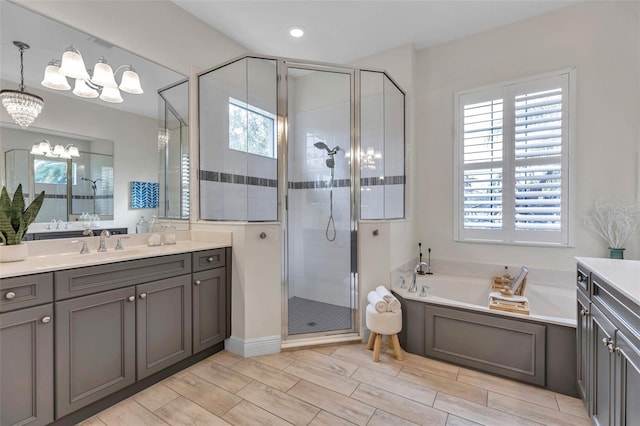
576,257 -> 640,305
0,230 -> 232,279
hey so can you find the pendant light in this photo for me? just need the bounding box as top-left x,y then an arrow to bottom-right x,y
0,41 -> 44,128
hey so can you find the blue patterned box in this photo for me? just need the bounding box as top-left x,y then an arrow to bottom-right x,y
130,181 -> 159,209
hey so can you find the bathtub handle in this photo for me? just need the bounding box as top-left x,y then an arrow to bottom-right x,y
580,309 -> 589,317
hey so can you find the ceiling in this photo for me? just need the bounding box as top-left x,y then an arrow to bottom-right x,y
173,0 -> 581,64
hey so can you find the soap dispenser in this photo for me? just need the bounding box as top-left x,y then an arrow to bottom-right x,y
136,216 -> 147,233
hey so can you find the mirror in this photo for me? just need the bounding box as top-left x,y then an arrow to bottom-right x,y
0,0 -> 189,235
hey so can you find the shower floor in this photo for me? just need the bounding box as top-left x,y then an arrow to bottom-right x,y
288,296 -> 352,335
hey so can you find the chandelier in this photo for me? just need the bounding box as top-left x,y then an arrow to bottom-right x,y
30,139 -> 80,159
0,41 -> 44,128
41,46 -> 143,104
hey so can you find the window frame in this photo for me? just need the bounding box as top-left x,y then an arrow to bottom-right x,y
453,68 -> 576,247
228,97 -> 277,159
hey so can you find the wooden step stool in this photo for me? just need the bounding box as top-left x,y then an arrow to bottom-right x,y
365,304 -> 403,362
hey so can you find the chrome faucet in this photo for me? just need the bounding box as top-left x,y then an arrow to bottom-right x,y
97,230 -> 110,252
410,262 -> 430,292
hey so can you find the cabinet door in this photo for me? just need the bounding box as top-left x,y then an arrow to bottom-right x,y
0,304 -> 53,426
137,275 -> 192,379
577,290 -> 590,406
55,287 -> 136,418
615,331 -> 640,426
193,268 -> 226,353
591,304 -> 616,426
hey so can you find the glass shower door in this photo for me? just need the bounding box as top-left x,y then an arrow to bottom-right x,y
285,65 -> 355,338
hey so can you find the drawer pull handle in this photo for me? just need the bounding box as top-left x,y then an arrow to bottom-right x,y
207,257 -> 215,262
195,280 -> 201,286
4,291 -> 16,300
580,309 -> 589,316
41,316 -> 51,324
128,296 -> 135,302
140,293 -> 147,299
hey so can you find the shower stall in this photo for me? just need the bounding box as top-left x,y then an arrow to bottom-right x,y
198,56 -> 405,341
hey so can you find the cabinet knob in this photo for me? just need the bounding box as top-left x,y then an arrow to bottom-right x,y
128,296 -> 135,302
580,309 -> 589,316
140,293 -> 147,299
602,337 -> 612,346
41,316 -> 51,324
577,274 -> 585,283
207,257 -> 214,262
608,343 -> 616,354
4,291 -> 16,300
194,280 -> 201,285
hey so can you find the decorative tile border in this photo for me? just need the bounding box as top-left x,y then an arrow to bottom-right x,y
200,169 -> 404,189
23,193 -> 114,200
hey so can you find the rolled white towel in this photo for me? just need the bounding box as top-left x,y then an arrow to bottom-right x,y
368,291 -> 389,313
489,292 -> 529,303
375,285 -> 401,313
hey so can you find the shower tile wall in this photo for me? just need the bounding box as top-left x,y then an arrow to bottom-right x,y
288,97 -> 352,308
199,58 -> 278,222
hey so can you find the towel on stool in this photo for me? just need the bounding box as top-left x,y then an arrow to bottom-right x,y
367,291 -> 388,313
375,286 -> 401,313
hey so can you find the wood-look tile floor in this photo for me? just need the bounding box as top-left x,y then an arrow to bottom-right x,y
79,343 -> 589,426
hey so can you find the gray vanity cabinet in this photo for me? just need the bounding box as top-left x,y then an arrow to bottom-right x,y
55,286 -> 136,418
193,267 -> 226,353
0,304 -> 54,426
137,275 -> 192,379
577,261 -> 640,426
576,267 -> 591,406
590,303 -> 617,426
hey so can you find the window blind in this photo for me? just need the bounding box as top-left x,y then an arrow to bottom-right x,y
455,71 -> 572,245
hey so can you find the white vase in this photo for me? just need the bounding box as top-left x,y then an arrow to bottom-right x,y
0,243 -> 29,262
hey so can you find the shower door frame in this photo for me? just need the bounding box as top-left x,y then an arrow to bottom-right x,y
279,60 -> 361,341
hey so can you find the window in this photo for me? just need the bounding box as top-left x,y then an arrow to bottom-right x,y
228,97 -> 276,158
34,158 -> 77,185
454,71 -> 573,245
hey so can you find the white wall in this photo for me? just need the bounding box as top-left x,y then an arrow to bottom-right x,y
416,1 -> 640,273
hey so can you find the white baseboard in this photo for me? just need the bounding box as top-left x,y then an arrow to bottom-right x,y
225,335 -> 282,357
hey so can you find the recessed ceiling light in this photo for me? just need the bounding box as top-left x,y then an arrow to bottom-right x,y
289,27 -> 304,38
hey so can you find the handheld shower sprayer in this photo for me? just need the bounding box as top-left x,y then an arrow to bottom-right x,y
313,141 -> 341,241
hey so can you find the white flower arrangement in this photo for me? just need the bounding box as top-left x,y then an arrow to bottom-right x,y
585,198 -> 640,249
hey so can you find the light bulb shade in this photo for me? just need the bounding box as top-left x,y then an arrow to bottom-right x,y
41,63 -> 71,90
39,141 -> 51,152
119,69 -> 143,94
30,143 -> 43,155
0,89 -> 44,128
59,47 -> 90,80
53,144 -> 65,156
68,146 -> 80,157
73,79 -> 98,98
100,87 -> 123,103
59,151 -> 72,160
91,58 -> 117,88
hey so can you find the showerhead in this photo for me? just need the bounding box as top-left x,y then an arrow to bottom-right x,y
314,141 -> 330,152
314,141 -> 341,155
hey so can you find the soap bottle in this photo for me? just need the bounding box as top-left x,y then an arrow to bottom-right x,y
149,215 -> 159,233
136,216 -> 147,233
501,266 -> 512,286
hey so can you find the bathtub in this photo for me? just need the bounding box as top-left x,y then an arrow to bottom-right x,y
393,273 -> 576,327
391,274 -> 578,396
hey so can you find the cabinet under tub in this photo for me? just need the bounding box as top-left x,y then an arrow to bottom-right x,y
394,292 -> 577,397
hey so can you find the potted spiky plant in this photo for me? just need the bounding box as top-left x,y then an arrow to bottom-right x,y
0,184 -> 45,262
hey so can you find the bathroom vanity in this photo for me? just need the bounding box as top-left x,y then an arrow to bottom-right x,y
575,257 -> 640,426
0,235 -> 231,426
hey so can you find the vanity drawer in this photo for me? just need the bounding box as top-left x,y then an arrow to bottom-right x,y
192,249 -> 226,272
0,273 -> 54,312
55,253 -> 191,300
